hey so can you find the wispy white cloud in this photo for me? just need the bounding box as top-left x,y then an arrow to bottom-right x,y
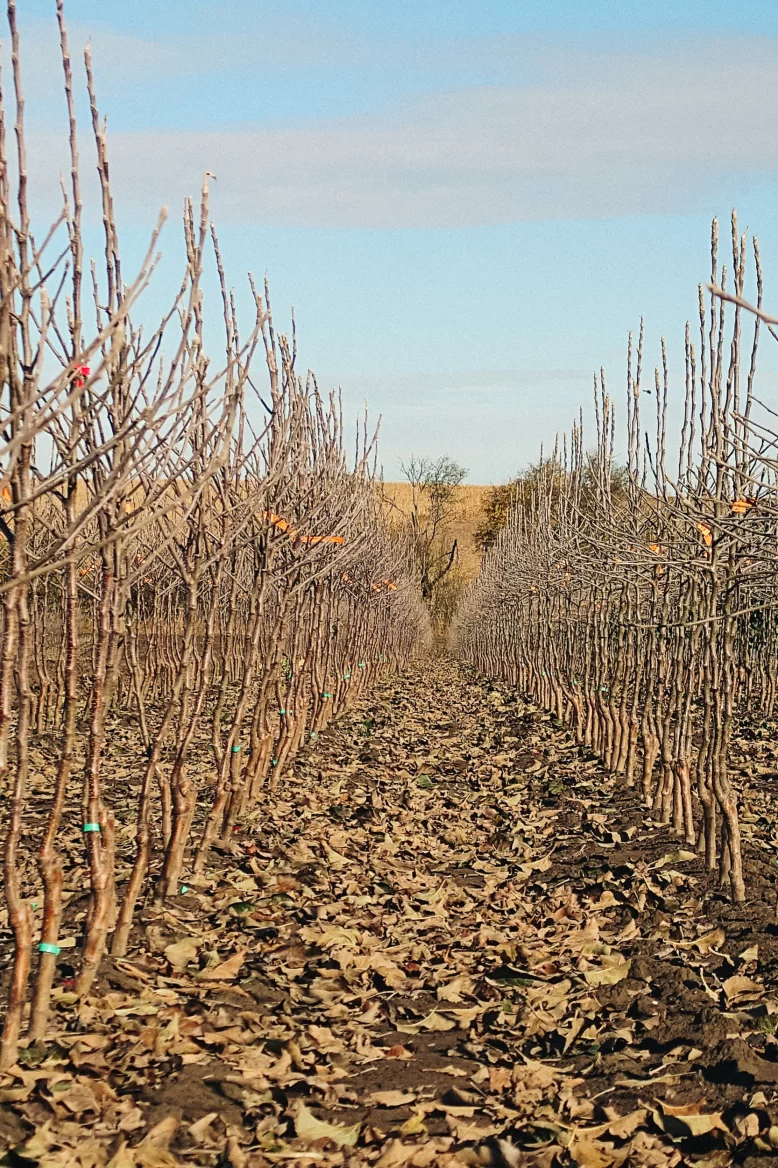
19,34 -> 778,229
15,13 -> 384,95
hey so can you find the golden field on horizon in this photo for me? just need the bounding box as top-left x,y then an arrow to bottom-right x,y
379,482 -> 491,581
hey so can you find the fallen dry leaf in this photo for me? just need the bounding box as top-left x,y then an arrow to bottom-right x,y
368,1090 -> 417,1107
201,950 -> 245,980
163,936 -> 201,973
653,1102 -> 729,1138
584,959 -> 631,987
294,1101 -> 361,1147
722,974 -> 763,1003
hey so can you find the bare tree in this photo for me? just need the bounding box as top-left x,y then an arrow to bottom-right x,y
398,454 -> 467,605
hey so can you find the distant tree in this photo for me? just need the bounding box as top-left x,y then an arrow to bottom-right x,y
399,455 -> 468,605
474,457 -> 629,553
474,481 -> 518,553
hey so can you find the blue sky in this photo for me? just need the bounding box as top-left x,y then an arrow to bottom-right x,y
16,0 -> 778,480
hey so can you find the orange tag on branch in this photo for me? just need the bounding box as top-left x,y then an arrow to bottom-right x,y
262,511 -> 293,533
263,510 -> 344,545
298,534 -> 344,545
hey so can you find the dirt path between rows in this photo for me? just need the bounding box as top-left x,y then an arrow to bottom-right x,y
4,655 -> 778,1167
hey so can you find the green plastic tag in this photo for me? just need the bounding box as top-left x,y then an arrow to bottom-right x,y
38,942 -> 61,956
82,822 -> 101,833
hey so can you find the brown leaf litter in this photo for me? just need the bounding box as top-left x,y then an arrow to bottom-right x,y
4,656 -> 778,1165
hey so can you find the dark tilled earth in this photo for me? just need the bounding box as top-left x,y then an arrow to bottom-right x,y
3,656 -> 778,1167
